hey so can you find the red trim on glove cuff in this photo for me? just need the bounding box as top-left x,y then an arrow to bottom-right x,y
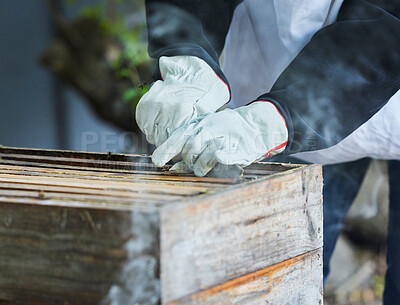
214,72 -> 231,104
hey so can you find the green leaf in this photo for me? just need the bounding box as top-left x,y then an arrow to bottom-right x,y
123,88 -> 141,102
123,85 -> 150,113
373,275 -> 385,298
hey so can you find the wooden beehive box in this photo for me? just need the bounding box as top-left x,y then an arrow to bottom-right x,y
0,146 -> 323,305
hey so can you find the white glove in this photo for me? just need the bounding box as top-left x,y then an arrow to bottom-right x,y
135,56 -> 230,147
152,101 -> 289,176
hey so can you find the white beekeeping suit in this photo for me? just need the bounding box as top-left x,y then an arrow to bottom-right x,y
223,0 -> 400,165
223,0 -> 344,108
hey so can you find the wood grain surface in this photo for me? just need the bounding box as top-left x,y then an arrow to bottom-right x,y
0,203 -> 160,305
0,146 -> 322,305
161,165 -> 323,302
167,249 -> 323,305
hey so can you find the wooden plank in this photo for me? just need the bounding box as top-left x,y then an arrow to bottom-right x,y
0,188 -> 182,203
0,159 -> 238,184
0,145 -> 154,162
167,249 -> 323,305
161,165 -> 323,302
0,202 -> 161,305
0,174 -> 209,196
0,196 -> 161,211
0,164 -> 225,188
0,146 -> 299,173
0,152 -> 167,171
0,153 -> 279,180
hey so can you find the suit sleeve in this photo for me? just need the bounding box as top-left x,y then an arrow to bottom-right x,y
145,0 -> 242,84
255,0 -> 400,154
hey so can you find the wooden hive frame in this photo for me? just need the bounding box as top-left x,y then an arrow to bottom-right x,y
0,146 -> 323,305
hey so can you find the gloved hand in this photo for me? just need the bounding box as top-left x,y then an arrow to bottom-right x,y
152,101 -> 289,176
136,56 -> 230,147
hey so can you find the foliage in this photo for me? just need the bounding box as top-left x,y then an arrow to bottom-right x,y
373,275 -> 385,298
63,0 -> 153,108
123,84 -> 150,113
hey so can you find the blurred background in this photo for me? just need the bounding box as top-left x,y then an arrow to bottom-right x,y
0,1 -> 390,305
0,0 -> 153,153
